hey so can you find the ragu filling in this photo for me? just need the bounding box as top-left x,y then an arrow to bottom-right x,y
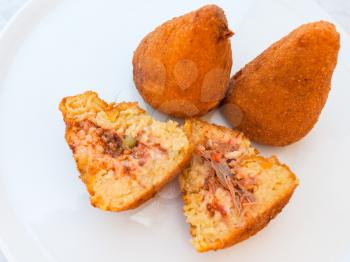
99,129 -> 123,157
196,139 -> 256,217
69,120 -> 167,178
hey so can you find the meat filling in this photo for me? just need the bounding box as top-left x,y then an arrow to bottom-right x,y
70,120 -> 167,179
197,139 -> 256,217
100,130 -> 123,157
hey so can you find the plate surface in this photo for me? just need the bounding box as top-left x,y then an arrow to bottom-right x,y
0,0 -> 350,261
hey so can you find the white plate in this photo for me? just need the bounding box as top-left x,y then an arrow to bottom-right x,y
1,0 -> 350,261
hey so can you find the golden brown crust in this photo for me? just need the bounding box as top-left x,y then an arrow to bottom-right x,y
59,91 -> 193,211
133,5 -> 233,118
223,21 -> 340,146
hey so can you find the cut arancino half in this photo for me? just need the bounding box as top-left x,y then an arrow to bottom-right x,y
59,91 -> 192,211
179,119 -> 298,252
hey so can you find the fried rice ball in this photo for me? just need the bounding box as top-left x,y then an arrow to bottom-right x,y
223,21 -> 340,146
133,5 -> 233,118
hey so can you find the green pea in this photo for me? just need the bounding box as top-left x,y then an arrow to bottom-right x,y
123,135 -> 137,149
